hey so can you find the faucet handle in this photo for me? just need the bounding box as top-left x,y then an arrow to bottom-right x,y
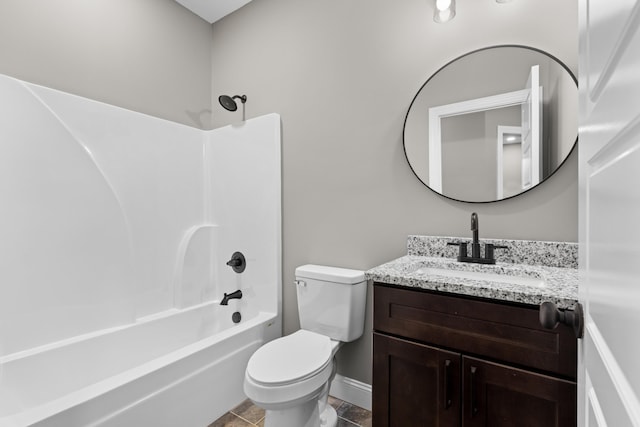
447,241 -> 468,259
484,244 -> 508,261
226,252 -> 246,273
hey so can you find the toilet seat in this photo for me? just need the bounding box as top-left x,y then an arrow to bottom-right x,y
246,330 -> 332,386
244,330 -> 338,407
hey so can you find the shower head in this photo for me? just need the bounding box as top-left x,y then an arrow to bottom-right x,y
218,94 -> 247,112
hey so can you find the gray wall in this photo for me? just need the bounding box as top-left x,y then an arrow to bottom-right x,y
211,0 -> 579,385
545,61 -> 579,171
0,0 -> 213,128
441,112 -> 493,201
0,0 -> 578,389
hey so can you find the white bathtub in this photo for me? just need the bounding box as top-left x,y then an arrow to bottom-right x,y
0,302 -> 277,427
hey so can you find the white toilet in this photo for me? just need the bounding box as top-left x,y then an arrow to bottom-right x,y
243,264 -> 367,427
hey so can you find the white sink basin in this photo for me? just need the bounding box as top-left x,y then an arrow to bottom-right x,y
413,266 -> 546,288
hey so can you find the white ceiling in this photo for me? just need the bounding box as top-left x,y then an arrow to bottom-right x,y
175,0 -> 253,24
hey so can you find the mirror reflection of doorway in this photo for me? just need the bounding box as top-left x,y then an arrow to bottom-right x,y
497,126 -> 522,199
441,106 -> 521,201
521,64 -> 542,191
427,64 -> 544,201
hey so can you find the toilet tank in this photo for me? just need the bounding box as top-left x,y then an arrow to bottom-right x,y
295,264 -> 367,342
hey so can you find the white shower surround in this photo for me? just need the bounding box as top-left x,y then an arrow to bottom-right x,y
0,74 -> 281,426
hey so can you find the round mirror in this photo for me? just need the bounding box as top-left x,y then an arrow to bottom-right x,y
403,45 -> 577,203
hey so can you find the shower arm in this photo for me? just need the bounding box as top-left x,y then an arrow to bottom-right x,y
233,95 -> 247,121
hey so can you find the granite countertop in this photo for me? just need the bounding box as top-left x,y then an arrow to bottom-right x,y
366,236 -> 579,309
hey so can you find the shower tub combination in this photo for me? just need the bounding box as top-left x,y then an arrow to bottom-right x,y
0,75 -> 281,426
1,305 -> 275,427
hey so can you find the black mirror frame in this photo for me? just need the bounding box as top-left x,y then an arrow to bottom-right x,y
402,44 -> 578,204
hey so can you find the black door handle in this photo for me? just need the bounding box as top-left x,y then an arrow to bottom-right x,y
443,359 -> 452,409
539,301 -> 584,338
470,365 -> 478,417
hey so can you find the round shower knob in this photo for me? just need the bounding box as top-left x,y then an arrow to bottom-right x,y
226,252 -> 246,273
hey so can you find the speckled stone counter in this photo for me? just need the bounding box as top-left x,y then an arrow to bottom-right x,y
366,236 -> 578,309
407,235 -> 577,268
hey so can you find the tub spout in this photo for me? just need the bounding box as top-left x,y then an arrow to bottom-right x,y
221,290 -> 243,305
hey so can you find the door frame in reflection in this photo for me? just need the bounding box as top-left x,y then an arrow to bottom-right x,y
497,125 -> 522,200
427,88 -> 528,192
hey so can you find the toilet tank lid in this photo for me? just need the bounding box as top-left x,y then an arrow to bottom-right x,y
295,264 -> 365,284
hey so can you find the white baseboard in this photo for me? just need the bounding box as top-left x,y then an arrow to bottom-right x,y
330,374 -> 372,411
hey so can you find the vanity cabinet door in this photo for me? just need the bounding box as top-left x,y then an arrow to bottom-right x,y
462,356 -> 576,427
373,333 -> 461,427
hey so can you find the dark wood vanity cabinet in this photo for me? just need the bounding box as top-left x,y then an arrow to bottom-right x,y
373,283 -> 577,427
373,333 -> 461,427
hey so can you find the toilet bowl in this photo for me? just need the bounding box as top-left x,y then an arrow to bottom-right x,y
244,330 -> 341,427
243,265 -> 367,427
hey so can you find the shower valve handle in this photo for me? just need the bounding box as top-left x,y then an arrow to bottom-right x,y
226,252 -> 246,273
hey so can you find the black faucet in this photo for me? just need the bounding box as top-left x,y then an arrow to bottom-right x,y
471,212 -> 481,259
220,290 -> 243,305
447,212 -> 507,264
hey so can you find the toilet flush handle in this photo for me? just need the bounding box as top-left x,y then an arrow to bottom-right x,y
295,280 -> 306,287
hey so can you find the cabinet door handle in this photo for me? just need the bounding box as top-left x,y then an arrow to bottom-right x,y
444,359 -> 452,409
470,365 -> 479,417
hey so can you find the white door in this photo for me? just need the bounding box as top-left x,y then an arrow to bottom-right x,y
578,0 -> 640,426
496,125 -> 522,199
521,65 -> 542,190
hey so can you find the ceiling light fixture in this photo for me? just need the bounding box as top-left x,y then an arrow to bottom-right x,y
434,0 -> 456,23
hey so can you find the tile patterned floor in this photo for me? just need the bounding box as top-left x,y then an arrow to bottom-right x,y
208,396 -> 372,427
